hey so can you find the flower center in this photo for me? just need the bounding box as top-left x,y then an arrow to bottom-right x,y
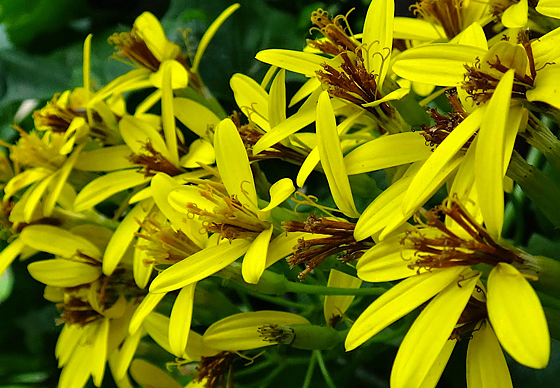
411,0 -> 463,39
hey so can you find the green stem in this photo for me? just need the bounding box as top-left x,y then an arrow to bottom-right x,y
228,282 -> 313,311
507,151 -> 560,227
314,351 -> 337,388
302,351 -> 318,388
284,281 -> 387,296
52,207 -> 120,230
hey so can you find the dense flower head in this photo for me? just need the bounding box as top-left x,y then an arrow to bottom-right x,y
1,2 -> 560,388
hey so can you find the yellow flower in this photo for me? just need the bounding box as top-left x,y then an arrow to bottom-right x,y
323,269 -> 362,327
148,118 -> 295,291
21,224 -> 145,388
346,199 -> 550,388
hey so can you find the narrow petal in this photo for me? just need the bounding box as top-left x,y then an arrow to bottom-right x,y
149,59 -> 189,89
149,239 -> 251,293
180,138 -> 216,168
215,118 -> 258,210
103,199 -> 155,275
134,12 -> 180,61
192,3 -> 240,72
0,238 -> 24,277
475,69 -> 514,238
256,49 -> 337,77
203,310 -> 309,351
487,263 -> 550,369
324,269 -> 362,326
253,98 -> 346,155
393,17 -> 444,41
392,44 -> 485,86
356,235 -> 418,282
20,224 -> 101,259
129,359 -> 185,388
418,340 -> 457,388
354,163 -> 421,241
174,97 -> 222,138
160,60 -> 179,165
129,292 -> 166,335
91,318 -> 110,387
3,167 -> 51,200
316,91 -> 358,218
362,0 -> 394,86
75,145 -> 136,171
111,327 -> 144,381
73,169 -> 151,212
466,320 -> 513,388
133,245 -> 153,289
242,226 -> 274,284
453,22 -> 488,50
296,147 -> 320,187
230,73 -> 270,131
268,69 -> 287,128
259,178 -> 295,213
345,266 -> 467,351
27,259 -> 101,288
169,283 -> 196,357
265,231 -> 318,268
344,132 -> 431,175
390,271 -> 481,388
402,107 -> 485,213
537,0 -> 560,18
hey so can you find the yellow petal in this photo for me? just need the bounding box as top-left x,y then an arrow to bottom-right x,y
173,97 -> 223,138
119,114 -> 169,158
537,0 -> 560,18
344,132 -> 431,175
134,12 -> 180,62
192,3 -> 240,73
169,283 -> 196,357
103,199 -> 155,275
149,239 -> 251,293
259,178 -> 295,214
475,69 -> 514,238
151,173 -> 207,248
27,259 -> 101,287
390,271 -> 481,388
402,107 -> 485,213
129,292 -> 166,335
91,318 -> 110,387
316,91 -> 358,218
268,69 -> 287,128
393,17 -> 445,41
180,139 -> 216,168
392,44 -> 485,86
111,327 -> 145,382
452,22 -> 488,50
253,98 -> 346,155
230,73 -> 270,131
215,118 -> 258,209
296,147 -> 320,187
466,320 -> 513,388
56,324 -> 82,367
526,64 -> 560,110
3,167 -> 51,200
242,225 -> 274,284
58,330 -> 95,388
501,0 -> 528,28
356,234 -> 418,282
23,175 -> 53,223
265,231 -> 317,268
160,60 -> 179,166
256,49 -> 337,77
203,310 -> 309,351
20,224 -> 101,258
133,245 -> 153,289
353,162 -> 421,241
345,266 -> 467,351
73,169 -> 151,212
361,86 -> 409,107
75,145 -> 136,171
0,238 -> 24,277
324,269 -> 362,326
149,59 -> 188,89
129,359 -> 182,388
184,331 -> 221,361
289,77 -> 321,108
487,262 -> 550,369
362,0 -> 394,86
418,340 -> 457,388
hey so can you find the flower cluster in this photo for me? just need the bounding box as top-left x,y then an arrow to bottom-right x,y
2,1 -> 560,387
